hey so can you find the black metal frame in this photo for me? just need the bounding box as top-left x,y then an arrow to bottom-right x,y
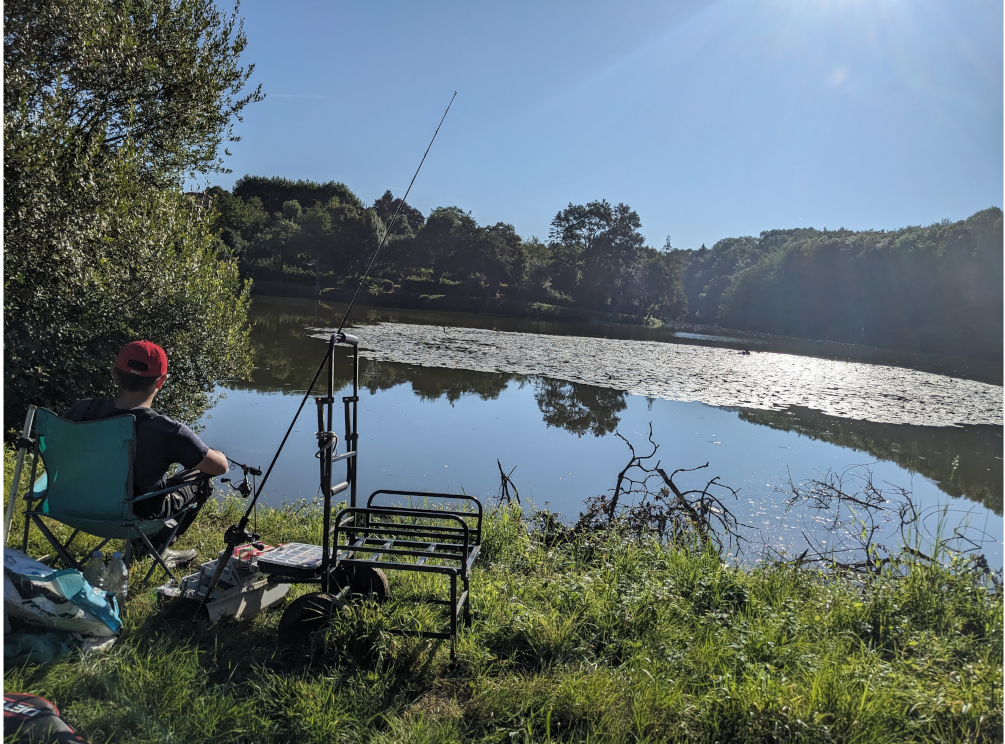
262,332 -> 483,657
333,490 -> 482,656
315,332 -> 360,592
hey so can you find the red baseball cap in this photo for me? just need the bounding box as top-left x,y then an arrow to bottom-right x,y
115,341 -> 168,378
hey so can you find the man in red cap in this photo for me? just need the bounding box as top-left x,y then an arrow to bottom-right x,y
63,341 -> 229,566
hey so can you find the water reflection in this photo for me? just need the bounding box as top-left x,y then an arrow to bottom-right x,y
231,296 -> 1001,514
737,407 -> 1002,514
535,379 -> 626,438
239,303 -> 630,436
360,360 -> 511,403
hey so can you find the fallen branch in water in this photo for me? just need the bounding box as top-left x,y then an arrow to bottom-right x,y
576,423 -> 747,557
496,459 -> 520,506
775,464 -> 1001,588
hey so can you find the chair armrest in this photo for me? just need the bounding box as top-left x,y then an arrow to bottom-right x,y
127,474 -> 213,503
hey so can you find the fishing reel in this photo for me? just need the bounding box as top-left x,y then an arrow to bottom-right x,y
221,457 -> 262,499
223,523 -> 260,546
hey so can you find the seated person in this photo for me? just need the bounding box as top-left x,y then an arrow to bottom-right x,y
63,340 -> 228,567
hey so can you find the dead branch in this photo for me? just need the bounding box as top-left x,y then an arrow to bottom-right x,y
775,464 -> 999,585
578,425 -> 746,557
496,459 -> 520,506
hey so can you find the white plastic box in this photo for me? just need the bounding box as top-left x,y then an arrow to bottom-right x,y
160,544 -> 290,621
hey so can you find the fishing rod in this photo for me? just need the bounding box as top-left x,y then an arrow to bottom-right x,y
336,90 -> 456,334
194,351 -> 330,617
195,93 -> 456,618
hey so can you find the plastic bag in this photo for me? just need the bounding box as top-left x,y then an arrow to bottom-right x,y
3,549 -> 121,637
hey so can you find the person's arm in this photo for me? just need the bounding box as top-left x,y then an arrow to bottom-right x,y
194,447 -> 228,476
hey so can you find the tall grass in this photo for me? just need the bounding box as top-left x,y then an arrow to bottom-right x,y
4,448 -> 1002,743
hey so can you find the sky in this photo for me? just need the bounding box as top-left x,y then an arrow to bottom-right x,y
210,0 -> 1003,250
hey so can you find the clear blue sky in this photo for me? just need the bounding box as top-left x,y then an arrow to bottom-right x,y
211,0 -> 1003,250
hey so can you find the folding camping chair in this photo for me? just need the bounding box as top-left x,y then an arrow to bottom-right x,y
19,408 -> 208,586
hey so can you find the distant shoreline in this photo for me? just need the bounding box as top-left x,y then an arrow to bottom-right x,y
249,285 -> 1004,386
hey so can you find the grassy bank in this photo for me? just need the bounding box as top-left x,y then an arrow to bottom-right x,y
4,449 -> 1002,743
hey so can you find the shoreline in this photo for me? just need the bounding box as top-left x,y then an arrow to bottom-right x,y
250,285 -> 1004,386
6,482 -> 1001,744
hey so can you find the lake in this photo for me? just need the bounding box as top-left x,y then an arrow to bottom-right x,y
199,296 -> 1003,566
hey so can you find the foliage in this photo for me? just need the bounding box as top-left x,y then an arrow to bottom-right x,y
4,0 -> 262,184
3,0 -> 258,431
208,186 -> 268,256
212,172 -> 1000,358
684,210 -> 1003,359
373,189 -> 426,235
242,197 -> 384,292
5,441 -> 1001,743
547,200 -> 648,312
208,185 -> 690,322
233,175 -> 364,216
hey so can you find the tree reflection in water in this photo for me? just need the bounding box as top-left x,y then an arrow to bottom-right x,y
738,407 -> 1002,515
237,303 -> 626,433
534,379 -> 626,437
231,297 -> 1002,514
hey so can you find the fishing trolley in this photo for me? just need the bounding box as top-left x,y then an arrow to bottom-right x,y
189,94 -> 476,654
199,332 -> 482,658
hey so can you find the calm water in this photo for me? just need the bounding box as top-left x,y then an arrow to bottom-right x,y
199,296 -> 1003,566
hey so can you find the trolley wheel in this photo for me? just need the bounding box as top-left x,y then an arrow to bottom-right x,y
332,565 -> 390,602
278,591 -> 344,643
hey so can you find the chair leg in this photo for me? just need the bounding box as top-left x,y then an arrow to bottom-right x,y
138,515 -> 189,587
30,515 -> 80,570
21,505 -> 32,553
135,529 -> 178,587
62,529 -> 81,554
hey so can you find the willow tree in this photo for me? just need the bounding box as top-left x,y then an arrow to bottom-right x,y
4,0 -> 263,431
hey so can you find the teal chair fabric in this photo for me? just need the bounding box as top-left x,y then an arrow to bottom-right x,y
30,410 -> 164,539
22,409 -> 192,581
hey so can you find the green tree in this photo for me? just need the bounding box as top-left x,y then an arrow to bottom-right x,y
548,200 -> 648,311
4,0 -> 260,431
642,241 -> 687,321
243,197 -> 385,294
449,222 -> 525,306
715,211 -> 1003,357
208,187 -> 268,256
372,190 -> 425,236
233,176 -> 363,216
414,209 -> 526,305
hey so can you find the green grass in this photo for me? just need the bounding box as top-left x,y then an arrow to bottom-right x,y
4,448 -> 1002,743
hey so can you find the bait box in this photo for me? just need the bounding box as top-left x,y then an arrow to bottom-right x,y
159,543 -> 290,621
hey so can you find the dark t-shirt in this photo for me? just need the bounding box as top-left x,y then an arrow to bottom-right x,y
63,398 -> 209,496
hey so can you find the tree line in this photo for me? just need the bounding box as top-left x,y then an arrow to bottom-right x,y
208,178 -> 688,321
212,175 -> 1002,361
680,209 -> 1002,359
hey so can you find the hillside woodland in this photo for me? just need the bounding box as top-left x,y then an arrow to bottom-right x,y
211,178 -> 1002,361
